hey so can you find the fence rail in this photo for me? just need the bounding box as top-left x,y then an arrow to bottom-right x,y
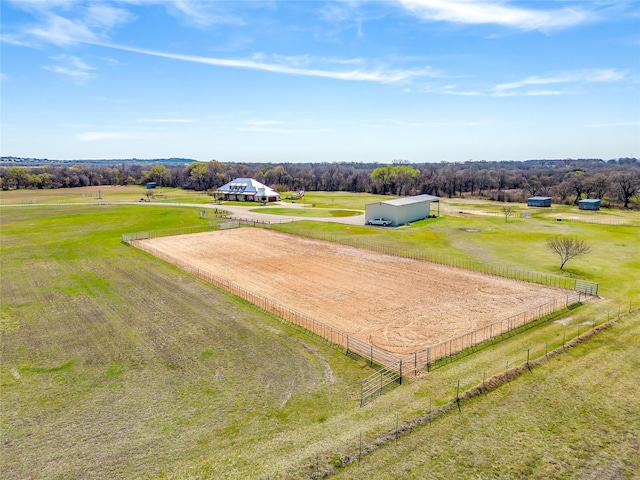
123,224 -> 595,406
281,231 -> 598,296
128,239 -> 402,369
360,363 -> 403,407
399,292 -> 582,376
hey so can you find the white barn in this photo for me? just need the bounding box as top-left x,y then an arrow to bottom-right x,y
215,178 -> 281,203
365,194 -> 440,226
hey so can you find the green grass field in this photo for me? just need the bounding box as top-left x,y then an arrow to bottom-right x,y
282,191 -> 393,210
251,207 -> 361,217
0,185 -> 213,205
1,191 -> 639,479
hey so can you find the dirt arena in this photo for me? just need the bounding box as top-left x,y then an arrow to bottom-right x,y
137,229 -> 565,355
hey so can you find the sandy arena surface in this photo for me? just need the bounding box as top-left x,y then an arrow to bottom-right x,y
137,229 -> 565,355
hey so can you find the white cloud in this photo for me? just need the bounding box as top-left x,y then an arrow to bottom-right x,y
91,42 -> 436,83
78,131 -> 139,141
398,0 -> 593,31
236,127 -> 295,134
589,121 -> 640,128
494,69 -> 625,95
138,118 -> 195,123
166,0 -> 245,27
27,14 -> 97,45
237,119 -> 292,133
244,120 -> 285,126
408,121 -> 483,127
523,90 -> 564,96
84,4 -> 134,30
10,2 -> 133,47
44,54 -> 95,81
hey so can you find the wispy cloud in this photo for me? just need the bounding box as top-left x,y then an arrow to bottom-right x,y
91,42 -> 436,83
494,69 -> 624,96
165,0 -> 245,28
237,119 -> 293,133
589,121 -> 640,128
496,69 -> 624,91
78,131 -> 140,141
236,127 -> 295,134
398,0 -> 594,31
7,2 -> 133,46
407,121 -> 483,127
244,120 -> 285,126
44,54 -> 95,81
27,14 -> 97,45
138,118 -> 196,123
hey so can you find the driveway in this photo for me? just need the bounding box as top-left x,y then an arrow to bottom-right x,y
205,201 -> 367,226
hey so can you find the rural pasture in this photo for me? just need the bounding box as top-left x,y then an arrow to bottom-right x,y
1,189 -> 639,479
135,229 -> 567,355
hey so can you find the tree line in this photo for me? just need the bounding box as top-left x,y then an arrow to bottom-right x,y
1,157 -> 639,209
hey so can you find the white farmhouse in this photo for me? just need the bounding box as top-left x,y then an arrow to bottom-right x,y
215,178 -> 281,203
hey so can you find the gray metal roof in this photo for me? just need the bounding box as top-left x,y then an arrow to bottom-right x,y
371,194 -> 440,207
528,196 -> 552,201
578,199 -> 601,204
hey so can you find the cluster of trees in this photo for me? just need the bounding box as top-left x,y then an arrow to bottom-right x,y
1,157 -> 639,209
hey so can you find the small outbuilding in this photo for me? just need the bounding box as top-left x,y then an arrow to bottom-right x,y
578,199 -> 601,211
215,178 -> 281,202
527,196 -> 552,207
365,194 -> 440,227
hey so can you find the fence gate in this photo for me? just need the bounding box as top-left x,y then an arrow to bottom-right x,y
360,361 -> 402,407
575,279 -> 598,296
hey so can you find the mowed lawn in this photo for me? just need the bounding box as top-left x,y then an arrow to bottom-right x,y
0,205 -> 371,479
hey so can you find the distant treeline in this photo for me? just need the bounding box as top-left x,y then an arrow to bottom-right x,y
1,157 -> 639,209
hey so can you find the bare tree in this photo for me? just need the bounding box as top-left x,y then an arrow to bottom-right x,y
612,172 -> 640,208
501,205 -> 516,222
546,236 -> 591,270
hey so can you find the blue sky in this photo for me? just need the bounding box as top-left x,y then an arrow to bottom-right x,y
1,0 -> 639,163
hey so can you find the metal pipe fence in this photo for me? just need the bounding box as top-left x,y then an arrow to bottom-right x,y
399,292 -> 582,376
123,224 -> 596,405
281,231 -> 599,296
128,239 -> 402,371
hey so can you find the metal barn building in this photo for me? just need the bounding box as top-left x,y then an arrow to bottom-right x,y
527,196 -> 552,207
365,194 -> 440,226
578,199 -> 601,210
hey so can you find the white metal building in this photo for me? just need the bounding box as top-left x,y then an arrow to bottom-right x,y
365,194 -> 440,226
